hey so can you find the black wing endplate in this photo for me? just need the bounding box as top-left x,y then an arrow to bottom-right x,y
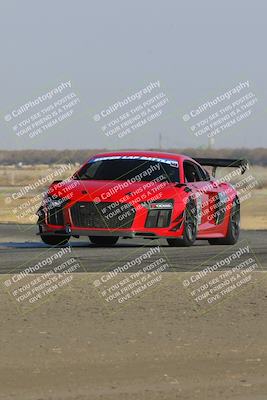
194,158 -> 248,177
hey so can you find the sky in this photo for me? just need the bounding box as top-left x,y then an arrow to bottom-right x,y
0,0 -> 266,150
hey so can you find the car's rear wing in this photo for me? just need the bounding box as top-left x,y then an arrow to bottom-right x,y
194,158 -> 249,177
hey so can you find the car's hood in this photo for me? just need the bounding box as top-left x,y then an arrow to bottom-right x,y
48,179 -> 182,204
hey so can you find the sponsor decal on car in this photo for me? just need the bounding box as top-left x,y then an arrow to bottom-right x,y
89,156 -> 179,168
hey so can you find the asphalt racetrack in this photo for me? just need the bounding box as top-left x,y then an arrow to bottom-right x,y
0,224 -> 266,272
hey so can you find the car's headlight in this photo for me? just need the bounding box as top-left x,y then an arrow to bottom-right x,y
44,195 -> 69,209
48,199 -> 63,208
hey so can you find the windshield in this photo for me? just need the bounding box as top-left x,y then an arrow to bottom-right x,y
74,157 -> 179,183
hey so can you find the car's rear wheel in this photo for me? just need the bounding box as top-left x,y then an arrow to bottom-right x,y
167,197 -> 197,247
41,234 -> 70,246
208,197 -> 240,245
89,236 -> 119,246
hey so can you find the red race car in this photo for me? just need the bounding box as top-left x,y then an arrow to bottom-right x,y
37,151 -> 247,247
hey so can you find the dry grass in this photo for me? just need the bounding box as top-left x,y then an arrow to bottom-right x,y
0,164 -> 76,224
240,188 -> 267,229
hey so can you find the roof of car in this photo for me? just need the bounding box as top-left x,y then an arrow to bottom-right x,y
90,151 -> 196,163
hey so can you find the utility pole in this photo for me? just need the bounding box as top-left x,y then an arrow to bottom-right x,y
208,136 -> 215,149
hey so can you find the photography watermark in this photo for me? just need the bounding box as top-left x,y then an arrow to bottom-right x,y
93,175 -> 168,226
92,81 -> 170,139
4,162 -> 77,226
3,81 -> 81,139
183,162 -> 260,226
182,241 -> 262,313
2,246 -> 84,314
181,81 -> 258,139
77,157 -> 179,229
92,245 -> 171,309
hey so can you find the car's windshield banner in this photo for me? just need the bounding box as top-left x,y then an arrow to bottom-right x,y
89,156 -> 178,168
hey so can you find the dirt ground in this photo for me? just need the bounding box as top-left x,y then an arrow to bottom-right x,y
1,272 -> 267,400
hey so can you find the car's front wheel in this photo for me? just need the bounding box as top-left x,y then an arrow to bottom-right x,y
167,197 -> 197,247
89,236 -> 119,246
41,234 -> 70,246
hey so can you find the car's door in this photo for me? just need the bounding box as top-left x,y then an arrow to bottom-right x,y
183,160 -> 216,233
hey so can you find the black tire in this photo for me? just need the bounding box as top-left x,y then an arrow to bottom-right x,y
208,197 -> 240,245
41,234 -> 70,246
167,197 -> 198,247
89,236 -> 119,246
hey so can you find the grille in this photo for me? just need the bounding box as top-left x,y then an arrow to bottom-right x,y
70,202 -> 135,229
47,205 -> 64,225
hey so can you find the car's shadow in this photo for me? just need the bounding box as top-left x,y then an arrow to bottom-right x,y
0,240 -> 208,249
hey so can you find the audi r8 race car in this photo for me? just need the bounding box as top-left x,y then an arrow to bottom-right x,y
37,151 -> 248,247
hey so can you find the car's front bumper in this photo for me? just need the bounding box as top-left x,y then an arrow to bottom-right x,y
37,198 -> 186,239
37,225 -> 183,240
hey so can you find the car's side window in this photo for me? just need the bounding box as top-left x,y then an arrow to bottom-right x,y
184,161 -> 210,182
184,161 -> 202,182
197,165 -> 210,181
